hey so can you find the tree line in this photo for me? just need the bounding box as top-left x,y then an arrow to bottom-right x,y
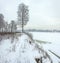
0,3 -> 29,33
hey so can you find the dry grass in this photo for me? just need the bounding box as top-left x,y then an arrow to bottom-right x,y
0,32 -> 21,35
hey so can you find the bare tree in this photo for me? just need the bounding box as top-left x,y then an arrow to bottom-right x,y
0,14 -> 5,32
4,22 -> 8,32
17,3 -> 29,32
11,20 -> 17,32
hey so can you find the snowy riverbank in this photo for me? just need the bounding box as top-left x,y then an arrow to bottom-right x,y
0,33 -> 52,63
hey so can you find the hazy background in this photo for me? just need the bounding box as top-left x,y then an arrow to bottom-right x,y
0,0 -> 60,30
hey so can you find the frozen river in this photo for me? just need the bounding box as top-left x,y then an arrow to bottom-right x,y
30,32 -> 60,63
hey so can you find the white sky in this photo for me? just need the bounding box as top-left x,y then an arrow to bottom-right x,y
0,0 -> 60,30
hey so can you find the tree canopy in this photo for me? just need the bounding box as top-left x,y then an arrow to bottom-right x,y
17,3 -> 29,32
0,14 -> 5,29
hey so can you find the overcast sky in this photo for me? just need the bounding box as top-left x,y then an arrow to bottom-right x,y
0,0 -> 60,29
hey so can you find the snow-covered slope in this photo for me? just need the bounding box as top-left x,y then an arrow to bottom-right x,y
0,33 -> 52,63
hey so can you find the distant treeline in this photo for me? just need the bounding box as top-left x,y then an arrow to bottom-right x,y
24,29 -> 60,32
0,29 -> 60,33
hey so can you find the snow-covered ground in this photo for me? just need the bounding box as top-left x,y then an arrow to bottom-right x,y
0,32 -> 60,63
30,32 -> 60,63
0,33 -> 52,63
